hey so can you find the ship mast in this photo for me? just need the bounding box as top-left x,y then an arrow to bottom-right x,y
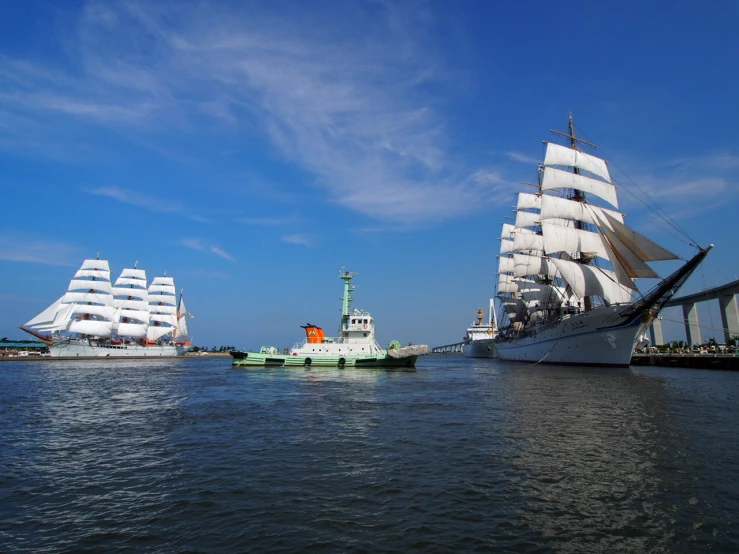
340,270 -> 356,316
550,114 -> 600,311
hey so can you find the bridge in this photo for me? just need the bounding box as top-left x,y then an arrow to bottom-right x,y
649,279 -> 739,346
431,342 -> 465,354
432,279 -> 739,353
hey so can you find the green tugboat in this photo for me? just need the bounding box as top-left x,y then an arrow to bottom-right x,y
230,270 -> 428,368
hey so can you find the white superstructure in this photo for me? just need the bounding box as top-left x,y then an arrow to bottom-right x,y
463,300 -> 497,358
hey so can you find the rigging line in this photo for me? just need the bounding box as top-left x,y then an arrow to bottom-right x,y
571,121 -> 699,249
657,313 -> 730,335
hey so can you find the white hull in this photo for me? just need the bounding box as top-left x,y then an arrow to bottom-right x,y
48,339 -> 191,358
496,305 -> 646,367
463,338 -> 497,358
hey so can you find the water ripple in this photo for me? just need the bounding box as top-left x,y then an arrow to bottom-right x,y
1,358 -> 738,552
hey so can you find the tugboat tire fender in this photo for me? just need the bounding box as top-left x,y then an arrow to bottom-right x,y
338,357 -> 346,366
305,357 -> 312,366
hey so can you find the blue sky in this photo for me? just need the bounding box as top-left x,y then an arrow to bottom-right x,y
1,0 -> 738,349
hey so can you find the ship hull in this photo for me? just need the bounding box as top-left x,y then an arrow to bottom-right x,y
230,351 -> 418,368
48,339 -> 191,358
495,305 -> 646,367
463,338 -> 497,358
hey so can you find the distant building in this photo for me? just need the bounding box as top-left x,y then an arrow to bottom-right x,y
0,341 -> 49,355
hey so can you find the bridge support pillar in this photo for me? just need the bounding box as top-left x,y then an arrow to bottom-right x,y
719,294 -> 739,344
649,317 -> 664,346
683,303 -> 702,346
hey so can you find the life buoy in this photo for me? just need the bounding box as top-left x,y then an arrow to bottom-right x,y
363,324 -> 368,329
305,357 -> 312,365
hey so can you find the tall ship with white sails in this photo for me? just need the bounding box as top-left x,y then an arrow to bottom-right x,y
20,257 -> 193,357
495,116 -> 711,367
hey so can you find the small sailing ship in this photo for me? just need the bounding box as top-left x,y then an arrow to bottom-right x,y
463,301 -> 497,358
20,257 -> 193,357
494,116 -> 711,367
230,270 -> 428,367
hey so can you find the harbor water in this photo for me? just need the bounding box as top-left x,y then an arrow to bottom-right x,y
1,356 -> 738,553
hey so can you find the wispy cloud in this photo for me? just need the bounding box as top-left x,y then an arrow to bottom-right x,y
89,186 -> 183,212
182,237 -> 235,260
210,245 -> 234,260
0,233 -> 79,265
282,234 -> 313,247
0,1 -> 507,225
238,216 -> 298,226
182,238 -> 206,250
506,151 -> 540,165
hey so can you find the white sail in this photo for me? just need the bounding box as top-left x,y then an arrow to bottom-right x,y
150,313 -> 178,326
541,167 -> 619,208
498,274 -> 519,294
540,195 -> 624,226
598,219 -> 660,279
512,231 -> 545,254
32,303 -> 75,332
512,253 -> 558,278
500,223 -> 516,239
514,211 -> 540,229
24,297 -> 63,327
544,142 -> 611,182
150,305 -> 177,315
147,325 -> 173,341
74,269 -> 110,280
113,278 -> 148,288
114,299 -> 149,310
68,319 -> 114,337
80,259 -> 110,271
549,258 -> 634,305
541,222 -> 610,261
601,211 -> 678,261
500,239 -> 515,254
112,288 -> 148,300
67,279 -> 112,294
119,268 -> 146,280
177,296 -> 192,340
61,292 -> 114,305
70,304 -> 117,319
516,282 -> 567,307
498,256 -> 515,274
119,308 -> 149,321
516,192 -> 541,211
117,322 -> 147,338
112,267 -> 150,338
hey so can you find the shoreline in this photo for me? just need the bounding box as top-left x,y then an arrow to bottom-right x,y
0,352 -> 232,362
